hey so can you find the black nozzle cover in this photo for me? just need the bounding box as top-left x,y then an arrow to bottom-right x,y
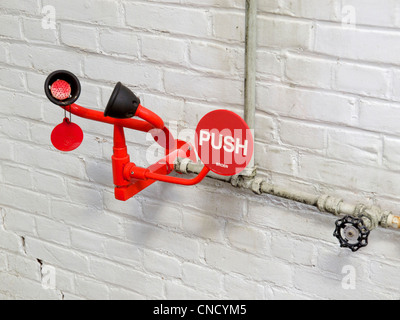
104,82 -> 140,119
44,70 -> 81,106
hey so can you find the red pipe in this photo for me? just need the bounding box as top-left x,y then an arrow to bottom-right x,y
136,105 -> 164,130
66,104 -> 154,132
143,166 -> 210,186
59,103 -> 207,199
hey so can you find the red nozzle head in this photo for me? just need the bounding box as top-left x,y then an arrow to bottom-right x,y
44,70 -> 81,106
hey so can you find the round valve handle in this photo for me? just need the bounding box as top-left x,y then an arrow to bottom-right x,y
333,215 -> 370,252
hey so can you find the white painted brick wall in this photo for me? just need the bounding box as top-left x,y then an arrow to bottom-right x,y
0,0 -> 400,300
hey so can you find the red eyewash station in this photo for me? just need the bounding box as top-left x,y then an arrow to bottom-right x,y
44,70 -> 253,201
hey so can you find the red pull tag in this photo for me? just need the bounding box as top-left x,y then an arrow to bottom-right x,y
51,117 -> 84,152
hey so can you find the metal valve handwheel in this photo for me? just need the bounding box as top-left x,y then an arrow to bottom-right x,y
333,215 -> 370,252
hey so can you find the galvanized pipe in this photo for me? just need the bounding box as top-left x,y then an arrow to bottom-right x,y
174,158 -> 400,231
245,0 -> 257,168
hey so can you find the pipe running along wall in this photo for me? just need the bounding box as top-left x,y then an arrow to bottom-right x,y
174,158 -> 400,232
244,0 -> 257,168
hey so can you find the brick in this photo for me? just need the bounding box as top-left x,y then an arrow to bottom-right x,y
164,280 -> 215,299
0,42 -> 7,63
70,228 -> 104,254
66,181 -> 103,209
247,200 -> 336,244
142,201 -> 182,228
0,184 -> 49,216
7,254 -> 41,281
51,199 -> 123,236
0,117 -> 30,141
31,170 -> 67,197
2,164 -> 32,188
182,262 -> 223,293
9,43 -> 83,75
285,54 -> 334,89
103,238 -> 142,268
90,256 -> 164,298
226,222 -> 270,255
0,227 -> 22,253
42,0 -> 121,26
164,69 -> 244,106
383,137 -> 400,171
142,34 -> 186,66
205,243 -> 292,285
257,16 -> 313,49
257,84 -> 356,126
60,23 -> 98,52
270,0 -> 340,21
84,55 -> 163,92
75,275 -> 109,300
340,0 -> 399,27
314,24 -> 400,64
3,91 -> 44,121
14,143 -> 87,180
22,17 -> 57,44
3,208 -> 36,237
213,11 -> 245,42
36,216 -> 70,245
143,249 -> 181,278
223,274 -> 265,300
189,41 -> 242,73
271,233 -> 315,266
0,68 -> 25,91
256,50 -> 283,79
0,138 -> 13,160
358,99 -> 400,135
298,153 -> 400,199
140,93 -> 185,124
279,119 -> 326,151
293,266 -> 393,299
335,62 -> 390,98
0,15 -> 22,39
25,237 -> 89,274
182,0 -> 244,8
108,286 -> 146,300
254,142 -> 297,176
326,128 -> 381,166
0,272 -> 61,299
156,183 -> 247,220
124,3 -> 209,38
182,208 -> 224,242
0,0 -> 39,13
99,29 -> 139,56
254,114 -> 275,144
124,220 -> 200,261
0,253 -> 6,271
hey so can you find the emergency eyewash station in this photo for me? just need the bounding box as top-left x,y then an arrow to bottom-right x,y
42,1 -> 399,253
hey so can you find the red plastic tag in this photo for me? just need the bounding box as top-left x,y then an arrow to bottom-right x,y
195,110 -> 253,176
51,118 -> 83,152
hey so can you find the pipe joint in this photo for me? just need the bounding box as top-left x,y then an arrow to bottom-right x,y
317,195 -> 344,216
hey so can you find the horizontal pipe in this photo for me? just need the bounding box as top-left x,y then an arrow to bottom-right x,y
174,158 -> 399,231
